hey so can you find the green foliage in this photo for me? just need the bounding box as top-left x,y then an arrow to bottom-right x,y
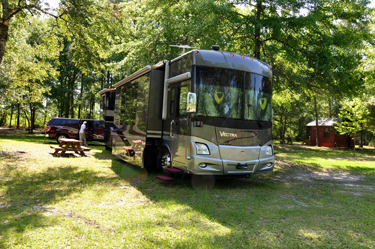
335,98 -> 370,155
369,138 -> 375,147
335,98 -> 370,137
1,0 -> 375,143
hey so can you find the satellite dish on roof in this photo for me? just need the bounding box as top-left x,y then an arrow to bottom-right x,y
170,45 -> 200,54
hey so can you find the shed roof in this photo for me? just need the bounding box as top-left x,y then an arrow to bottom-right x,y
306,118 -> 340,127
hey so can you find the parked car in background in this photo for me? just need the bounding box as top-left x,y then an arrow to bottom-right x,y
45,117 -> 105,143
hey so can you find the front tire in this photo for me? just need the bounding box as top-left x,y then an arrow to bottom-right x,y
159,148 -> 171,175
56,133 -> 68,144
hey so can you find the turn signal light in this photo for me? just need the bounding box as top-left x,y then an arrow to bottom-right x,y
46,126 -> 51,132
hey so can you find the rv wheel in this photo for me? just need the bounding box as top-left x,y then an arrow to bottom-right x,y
159,149 -> 171,175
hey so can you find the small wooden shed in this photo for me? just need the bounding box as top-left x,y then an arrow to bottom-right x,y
305,118 -> 352,147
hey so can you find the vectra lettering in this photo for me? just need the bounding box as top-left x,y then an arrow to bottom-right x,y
219,131 -> 238,138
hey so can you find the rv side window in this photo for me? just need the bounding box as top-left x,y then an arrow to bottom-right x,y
169,54 -> 192,78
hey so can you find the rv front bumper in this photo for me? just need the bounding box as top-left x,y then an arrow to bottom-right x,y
189,155 -> 275,176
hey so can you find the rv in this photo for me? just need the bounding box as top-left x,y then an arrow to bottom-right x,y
99,46 -> 275,181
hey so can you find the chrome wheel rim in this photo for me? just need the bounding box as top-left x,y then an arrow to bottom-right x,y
57,135 -> 67,143
160,152 -> 171,174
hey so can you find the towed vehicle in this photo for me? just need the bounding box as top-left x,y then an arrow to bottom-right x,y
45,117 -> 105,143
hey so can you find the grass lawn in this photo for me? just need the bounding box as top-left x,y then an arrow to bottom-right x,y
1,129 -> 375,248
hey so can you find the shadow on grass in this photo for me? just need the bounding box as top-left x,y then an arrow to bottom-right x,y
274,143 -> 375,156
0,132 -> 107,147
0,166 -> 115,246
107,158 -> 375,248
0,134 -> 46,144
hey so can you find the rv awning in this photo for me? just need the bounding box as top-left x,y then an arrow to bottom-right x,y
114,66 -> 152,88
98,88 -> 116,95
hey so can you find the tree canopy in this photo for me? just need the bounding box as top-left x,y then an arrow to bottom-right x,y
0,0 -> 374,142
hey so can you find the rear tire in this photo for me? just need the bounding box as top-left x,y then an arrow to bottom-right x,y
56,133 -> 68,144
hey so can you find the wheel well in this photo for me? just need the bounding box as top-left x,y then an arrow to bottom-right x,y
57,133 -> 69,138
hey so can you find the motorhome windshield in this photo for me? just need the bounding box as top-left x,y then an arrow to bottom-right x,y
196,67 -> 272,122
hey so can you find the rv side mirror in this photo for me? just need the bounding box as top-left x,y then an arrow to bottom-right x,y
186,92 -> 197,113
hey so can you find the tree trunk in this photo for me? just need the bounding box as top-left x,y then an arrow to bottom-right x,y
328,97 -> 332,118
70,93 -> 74,118
43,101 -> 48,127
279,115 -> 284,143
359,124 -> 363,148
23,109 -> 31,134
9,104 -> 13,126
30,104 -> 35,134
353,133 -> 356,157
254,0 -> 263,59
314,96 -> 320,147
107,71 -> 111,88
64,89 -> 70,118
17,103 -> 20,129
89,94 -> 94,119
0,21 -> 10,65
78,73 -> 84,119
70,68 -> 77,118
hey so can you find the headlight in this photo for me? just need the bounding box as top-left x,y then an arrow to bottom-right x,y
266,145 -> 273,156
196,143 -> 210,155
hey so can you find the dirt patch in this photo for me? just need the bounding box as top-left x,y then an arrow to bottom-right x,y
274,160 -> 364,183
0,150 -> 28,158
292,171 -> 364,183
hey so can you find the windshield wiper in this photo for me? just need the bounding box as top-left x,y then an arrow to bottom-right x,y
248,104 -> 263,129
219,102 -> 239,126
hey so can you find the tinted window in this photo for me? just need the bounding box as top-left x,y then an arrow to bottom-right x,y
95,121 -> 105,129
196,67 -> 244,119
170,54 -> 192,78
135,73 -> 150,133
244,73 -> 272,122
49,119 -> 61,125
195,67 -> 272,122
60,119 -> 79,126
114,87 -> 122,126
100,95 -> 106,120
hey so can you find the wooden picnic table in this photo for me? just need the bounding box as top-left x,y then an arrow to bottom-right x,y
50,138 -> 91,157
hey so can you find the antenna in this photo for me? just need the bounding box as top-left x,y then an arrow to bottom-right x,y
169,45 -> 200,54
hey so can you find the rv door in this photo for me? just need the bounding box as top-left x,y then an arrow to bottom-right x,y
164,81 -> 190,169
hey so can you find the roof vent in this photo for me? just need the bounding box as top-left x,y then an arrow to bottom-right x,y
212,45 -> 220,51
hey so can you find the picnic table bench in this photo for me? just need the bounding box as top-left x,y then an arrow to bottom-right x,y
50,138 -> 91,157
